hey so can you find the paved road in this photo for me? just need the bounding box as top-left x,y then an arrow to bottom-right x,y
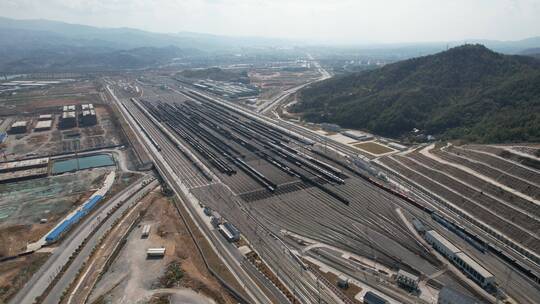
10,175 -> 156,304
258,54 -> 331,114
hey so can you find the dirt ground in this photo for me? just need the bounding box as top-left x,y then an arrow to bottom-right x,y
89,193 -> 237,304
0,80 -> 101,114
1,105 -> 122,161
0,168 -> 112,256
305,260 -> 363,304
353,141 -> 395,155
0,80 -> 124,161
0,252 -> 50,304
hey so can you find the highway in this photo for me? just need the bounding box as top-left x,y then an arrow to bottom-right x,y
10,175 -> 156,304
257,54 -> 331,114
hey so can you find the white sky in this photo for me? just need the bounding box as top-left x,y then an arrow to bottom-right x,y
1,0 -> 539,44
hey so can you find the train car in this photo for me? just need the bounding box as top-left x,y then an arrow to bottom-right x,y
454,252 -> 495,288
412,219 -> 426,234
425,230 -> 461,260
219,223 -> 240,242
45,219 -> 74,243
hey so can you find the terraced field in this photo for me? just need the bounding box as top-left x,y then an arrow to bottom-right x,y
379,145 -> 540,256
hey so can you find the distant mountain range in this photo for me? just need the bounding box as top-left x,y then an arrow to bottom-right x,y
0,17 -> 291,50
0,17 -> 293,72
1,16 -> 540,73
294,45 -> 540,143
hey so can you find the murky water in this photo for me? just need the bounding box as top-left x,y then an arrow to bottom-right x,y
52,154 -> 115,174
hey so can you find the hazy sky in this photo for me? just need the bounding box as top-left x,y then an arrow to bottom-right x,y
1,0 -> 539,43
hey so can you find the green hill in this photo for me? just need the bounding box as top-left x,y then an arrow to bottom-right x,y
294,45 -> 540,143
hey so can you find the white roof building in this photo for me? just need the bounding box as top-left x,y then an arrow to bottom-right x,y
35,120 -> 52,130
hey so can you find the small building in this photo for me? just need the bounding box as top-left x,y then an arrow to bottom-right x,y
63,105 -> 76,112
9,121 -> 28,134
80,109 -> 97,126
34,120 -> 52,131
142,224 -> 151,238
81,103 -> 94,110
337,276 -> 349,289
363,291 -> 389,304
342,130 -> 373,141
321,123 -> 341,132
425,230 -> 461,260
437,287 -> 484,304
211,211 -> 223,227
388,142 -> 407,151
146,247 -> 166,258
60,111 -> 77,129
238,245 -> 253,256
38,114 -> 53,121
396,269 -> 419,291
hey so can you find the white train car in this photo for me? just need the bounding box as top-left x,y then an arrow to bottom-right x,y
425,229 -> 495,289
425,230 -> 461,259
454,252 -> 494,288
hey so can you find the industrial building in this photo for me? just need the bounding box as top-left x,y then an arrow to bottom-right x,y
60,111 -> 77,129
321,123 -> 341,132
0,167 -> 48,184
34,120 -> 53,131
0,157 -> 49,173
38,114 -> 53,121
80,109 -> 97,126
396,269 -> 419,291
81,103 -> 94,110
387,142 -> 408,151
363,291 -> 389,304
63,105 -> 76,112
9,121 -> 28,134
342,130 -> 373,141
437,287 -> 484,304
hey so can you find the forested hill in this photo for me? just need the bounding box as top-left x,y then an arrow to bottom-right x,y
295,44 -> 540,143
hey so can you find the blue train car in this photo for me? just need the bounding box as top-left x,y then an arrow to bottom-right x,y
44,194 -> 105,244
0,132 -> 7,144
45,219 -> 74,243
82,195 -> 102,212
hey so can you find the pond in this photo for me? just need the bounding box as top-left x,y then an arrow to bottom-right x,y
52,154 -> 115,174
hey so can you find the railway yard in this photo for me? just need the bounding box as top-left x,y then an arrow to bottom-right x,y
0,65 -> 538,304
107,71 -> 540,304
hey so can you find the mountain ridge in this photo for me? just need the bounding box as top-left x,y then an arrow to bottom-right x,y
294,44 -> 540,143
